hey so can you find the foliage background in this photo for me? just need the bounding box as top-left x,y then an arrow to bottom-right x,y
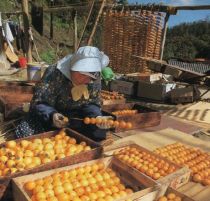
164,20 -> 210,60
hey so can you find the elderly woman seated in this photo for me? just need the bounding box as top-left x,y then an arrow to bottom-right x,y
15,46 -> 112,143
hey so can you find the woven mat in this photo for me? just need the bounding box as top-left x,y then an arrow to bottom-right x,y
165,102 -> 210,125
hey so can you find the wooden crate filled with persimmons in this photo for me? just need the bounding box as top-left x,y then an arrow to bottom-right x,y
101,90 -> 126,105
0,128 -> 102,198
156,187 -> 195,201
12,157 -> 165,201
153,142 -> 210,186
106,143 -> 191,189
102,103 -> 161,132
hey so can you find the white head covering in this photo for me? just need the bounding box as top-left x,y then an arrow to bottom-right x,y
57,46 -> 109,80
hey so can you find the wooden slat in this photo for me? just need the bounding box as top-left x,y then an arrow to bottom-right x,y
12,157 -> 163,201
0,128 -> 102,200
106,128 -> 210,201
102,10 -> 165,74
105,143 -> 191,189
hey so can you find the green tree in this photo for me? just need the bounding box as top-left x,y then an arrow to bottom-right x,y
164,20 -> 210,60
116,0 -> 128,5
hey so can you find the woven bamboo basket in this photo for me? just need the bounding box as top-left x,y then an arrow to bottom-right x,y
102,10 -> 165,74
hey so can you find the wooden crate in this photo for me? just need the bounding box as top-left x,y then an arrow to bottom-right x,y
12,157 -> 166,201
102,103 -> 161,132
101,90 -> 126,105
125,73 -> 162,82
105,143 -> 191,190
102,99 -> 126,106
156,187 -> 195,201
0,82 -> 33,119
153,142 -> 210,186
170,87 -> 194,104
110,80 -> 135,96
0,128 -> 102,200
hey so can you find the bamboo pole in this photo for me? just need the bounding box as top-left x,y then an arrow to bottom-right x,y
21,0 -> 32,62
88,0 -> 106,45
77,0 -> 95,49
73,10 -> 78,52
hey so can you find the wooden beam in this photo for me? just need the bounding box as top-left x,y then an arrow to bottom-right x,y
44,4 -> 210,15
105,4 -> 210,13
21,0 -> 32,63
105,4 -> 177,14
160,13 -> 170,61
4,4 -> 210,15
175,5 -> 210,10
44,5 -> 88,13
43,4 -> 173,14
50,0 -> 54,39
132,55 -> 205,76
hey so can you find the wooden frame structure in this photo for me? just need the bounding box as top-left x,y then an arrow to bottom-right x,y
2,2 -> 210,63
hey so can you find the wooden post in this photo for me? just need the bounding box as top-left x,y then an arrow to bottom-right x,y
73,10 -> 78,52
160,12 -> 170,61
21,0 -> 32,62
50,13 -> 54,39
88,0 -> 106,45
50,0 -> 54,39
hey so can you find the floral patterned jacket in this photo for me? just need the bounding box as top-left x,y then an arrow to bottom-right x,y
31,64 -> 101,113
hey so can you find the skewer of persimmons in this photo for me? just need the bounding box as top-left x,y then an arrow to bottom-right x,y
83,117 -> 133,129
63,116 -> 133,130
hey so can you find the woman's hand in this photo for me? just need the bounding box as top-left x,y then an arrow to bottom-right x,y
96,116 -> 114,129
53,113 -> 69,128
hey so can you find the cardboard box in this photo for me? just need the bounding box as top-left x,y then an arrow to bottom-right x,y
12,157 -> 165,201
137,80 -> 176,101
110,80 -> 135,96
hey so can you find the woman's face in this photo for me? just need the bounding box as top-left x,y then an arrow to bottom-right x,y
70,71 -> 92,85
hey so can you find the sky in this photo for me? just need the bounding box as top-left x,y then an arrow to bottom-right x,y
128,0 -> 210,27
